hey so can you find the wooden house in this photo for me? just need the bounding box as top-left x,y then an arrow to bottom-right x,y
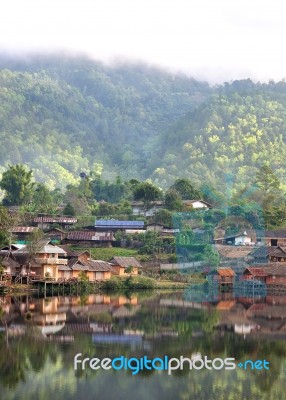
10,226 -> 37,243
207,267 -> 236,286
59,258 -> 111,281
257,230 -> 286,246
109,256 -> 142,276
33,216 -> 77,230
243,267 -> 268,283
45,228 -> 66,242
268,246 -> 286,262
264,264 -> 286,285
13,241 -> 68,281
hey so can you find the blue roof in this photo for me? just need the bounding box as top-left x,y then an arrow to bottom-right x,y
95,220 -> 144,227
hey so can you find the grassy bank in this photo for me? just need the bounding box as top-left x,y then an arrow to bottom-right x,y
73,247 -> 139,261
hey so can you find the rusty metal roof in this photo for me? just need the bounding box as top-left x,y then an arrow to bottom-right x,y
217,267 -> 235,277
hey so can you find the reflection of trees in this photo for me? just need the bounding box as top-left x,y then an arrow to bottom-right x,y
0,334 -> 28,388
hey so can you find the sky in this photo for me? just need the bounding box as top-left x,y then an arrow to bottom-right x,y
1,0 -> 286,83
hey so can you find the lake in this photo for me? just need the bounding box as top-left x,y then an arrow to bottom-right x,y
0,289 -> 286,399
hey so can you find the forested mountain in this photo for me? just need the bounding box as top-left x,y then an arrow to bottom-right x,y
0,53 -> 286,194
0,54 -> 210,189
151,80 -> 286,192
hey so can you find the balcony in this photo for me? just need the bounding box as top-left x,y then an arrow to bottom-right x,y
35,258 -> 68,265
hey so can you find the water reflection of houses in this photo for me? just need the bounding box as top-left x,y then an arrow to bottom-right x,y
32,298 -> 67,336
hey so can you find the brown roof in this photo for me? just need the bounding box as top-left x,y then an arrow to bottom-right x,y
250,263 -> 286,276
1,256 -> 20,270
217,267 -> 235,277
269,247 -> 286,257
264,264 -> 286,276
58,265 -> 71,271
262,230 -> 286,238
34,217 -> 77,223
85,260 -> 111,272
66,231 -> 115,241
244,267 -> 268,277
110,256 -> 142,269
68,259 -> 111,272
58,246 -> 91,258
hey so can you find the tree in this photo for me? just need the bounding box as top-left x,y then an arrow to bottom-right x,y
202,244 -> 220,267
63,202 -> 76,216
27,183 -> 60,214
0,206 -> 22,247
0,164 -> 35,206
255,165 -> 280,193
155,209 -> 173,226
170,178 -> 202,200
164,189 -> 183,211
133,182 -> 162,215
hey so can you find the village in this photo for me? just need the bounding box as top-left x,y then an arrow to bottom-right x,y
1,195 -> 286,295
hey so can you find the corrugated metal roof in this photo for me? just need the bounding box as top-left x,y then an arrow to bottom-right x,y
95,220 -> 144,228
244,267 -> 268,277
34,217 -> 77,223
69,259 -> 111,272
10,226 -> 36,233
85,260 -> 111,272
66,231 -> 115,241
217,267 -> 235,277
110,256 -> 142,268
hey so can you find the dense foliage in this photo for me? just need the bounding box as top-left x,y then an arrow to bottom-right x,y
0,54 -> 210,189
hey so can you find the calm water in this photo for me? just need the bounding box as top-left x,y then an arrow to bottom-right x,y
0,289 -> 286,400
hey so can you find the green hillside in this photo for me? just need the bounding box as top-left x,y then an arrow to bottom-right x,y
0,54 -> 286,194
0,54 -> 210,189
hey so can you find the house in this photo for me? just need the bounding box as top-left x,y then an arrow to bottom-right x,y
214,230 -> 255,246
248,246 -> 286,264
57,247 -> 111,281
10,226 -> 37,243
207,267 -> 236,286
182,200 -> 213,210
59,258 -> 111,281
242,264 -> 286,286
247,246 -> 273,264
243,267 -> 268,283
268,246 -> 286,262
95,220 -> 145,232
45,228 -> 66,243
33,216 -> 77,230
256,230 -> 286,246
146,223 -> 179,237
109,256 -> 142,276
63,231 -> 115,247
264,264 -> 286,285
12,241 -> 68,281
